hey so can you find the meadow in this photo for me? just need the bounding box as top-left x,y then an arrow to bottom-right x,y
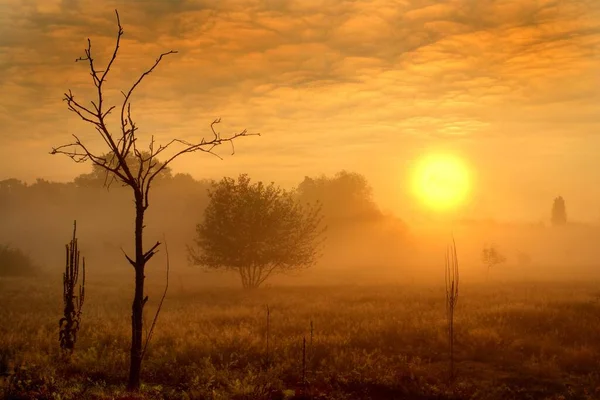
2,273 -> 600,400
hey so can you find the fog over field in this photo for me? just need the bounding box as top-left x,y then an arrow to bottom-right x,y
2,173 -> 600,285
2,0 -> 600,398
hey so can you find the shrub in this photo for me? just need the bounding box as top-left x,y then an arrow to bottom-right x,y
0,244 -> 37,276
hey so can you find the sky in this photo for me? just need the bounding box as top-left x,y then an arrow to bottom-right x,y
1,0 -> 600,223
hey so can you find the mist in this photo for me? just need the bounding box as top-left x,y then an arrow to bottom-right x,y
3,0 -> 600,398
2,170 -> 599,286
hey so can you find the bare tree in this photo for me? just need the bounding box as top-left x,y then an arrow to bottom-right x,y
50,10 -> 259,391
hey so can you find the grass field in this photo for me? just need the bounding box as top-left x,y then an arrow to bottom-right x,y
2,273 -> 600,399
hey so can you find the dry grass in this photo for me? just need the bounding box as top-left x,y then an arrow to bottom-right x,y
2,274 -> 600,399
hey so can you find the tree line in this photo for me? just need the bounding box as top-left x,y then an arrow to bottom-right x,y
0,169 -> 389,276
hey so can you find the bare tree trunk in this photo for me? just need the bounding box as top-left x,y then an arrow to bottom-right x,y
239,266 -> 261,289
128,197 -> 145,391
51,10 -> 258,391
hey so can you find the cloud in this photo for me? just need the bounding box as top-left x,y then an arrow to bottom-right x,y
1,0 -> 600,219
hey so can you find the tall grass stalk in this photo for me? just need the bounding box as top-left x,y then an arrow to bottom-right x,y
445,236 -> 459,381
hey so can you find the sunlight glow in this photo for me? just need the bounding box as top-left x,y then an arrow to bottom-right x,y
411,153 -> 471,212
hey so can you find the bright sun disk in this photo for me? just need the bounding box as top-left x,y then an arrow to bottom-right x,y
411,154 -> 471,212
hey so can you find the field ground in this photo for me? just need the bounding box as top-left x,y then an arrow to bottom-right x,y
2,274 -> 600,399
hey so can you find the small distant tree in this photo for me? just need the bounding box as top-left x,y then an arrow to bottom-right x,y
551,196 -> 567,226
188,174 -> 325,288
482,244 -> 506,281
296,170 -> 381,225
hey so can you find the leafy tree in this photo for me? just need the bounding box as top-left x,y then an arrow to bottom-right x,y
0,244 -> 37,277
50,11 -> 259,391
551,196 -> 567,226
188,174 -> 325,289
482,244 -> 506,281
297,170 -> 381,225
0,179 -> 28,209
0,179 -> 27,194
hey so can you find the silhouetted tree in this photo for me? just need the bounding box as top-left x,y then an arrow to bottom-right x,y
188,174 -> 324,288
297,170 -> 381,226
0,245 -> 37,277
482,244 -> 506,281
50,10 -> 259,391
0,179 -> 28,209
551,196 -> 567,226
0,179 -> 27,194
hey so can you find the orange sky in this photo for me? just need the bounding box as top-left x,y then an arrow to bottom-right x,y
1,0 -> 600,223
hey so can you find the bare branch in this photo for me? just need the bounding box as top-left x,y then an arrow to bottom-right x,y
257,264 -> 279,287
134,149 -> 145,184
140,136 -> 156,187
75,39 -> 101,87
101,10 -> 124,84
210,118 -> 221,140
63,91 -> 102,127
53,9 -> 139,185
140,119 -> 259,209
141,237 -> 169,362
143,241 -> 161,263
103,105 -> 116,119
148,119 -> 260,185
51,135 -> 131,184
121,247 -> 136,269
120,50 -> 177,143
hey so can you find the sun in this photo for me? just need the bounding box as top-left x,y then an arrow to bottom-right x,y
411,153 -> 471,212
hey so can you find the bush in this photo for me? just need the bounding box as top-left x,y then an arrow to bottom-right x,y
0,244 -> 37,276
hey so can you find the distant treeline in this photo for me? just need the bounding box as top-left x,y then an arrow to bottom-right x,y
0,168 -> 408,274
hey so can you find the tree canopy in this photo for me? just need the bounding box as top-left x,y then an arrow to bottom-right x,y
0,244 -> 38,277
296,170 -> 381,225
188,174 -> 325,288
482,244 -> 506,280
551,196 -> 567,226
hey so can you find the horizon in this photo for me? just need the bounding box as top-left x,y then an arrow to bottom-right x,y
1,170 -> 592,227
5,2 -> 600,398
2,0 -> 600,223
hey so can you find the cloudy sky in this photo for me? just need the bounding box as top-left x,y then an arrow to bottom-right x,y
1,0 -> 599,223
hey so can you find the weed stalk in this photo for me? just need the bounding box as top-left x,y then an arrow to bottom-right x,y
445,236 -> 459,381
59,220 -> 85,356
